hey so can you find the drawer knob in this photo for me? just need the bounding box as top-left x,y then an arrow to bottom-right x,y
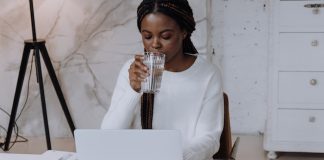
304,4 -> 324,14
309,116 -> 316,123
310,79 -> 318,86
312,8 -> 320,14
311,40 -> 319,47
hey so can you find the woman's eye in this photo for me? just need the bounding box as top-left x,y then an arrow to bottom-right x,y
161,34 -> 171,40
162,36 -> 171,40
143,35 -> 152,39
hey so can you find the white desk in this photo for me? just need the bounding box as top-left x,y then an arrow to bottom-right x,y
0,150 -> 76,160
0,153 -> 42,160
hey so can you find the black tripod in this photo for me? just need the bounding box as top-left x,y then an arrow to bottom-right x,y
3,0 -> 75,151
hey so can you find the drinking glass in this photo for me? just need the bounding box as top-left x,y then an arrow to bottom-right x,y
141,52 -> 165,93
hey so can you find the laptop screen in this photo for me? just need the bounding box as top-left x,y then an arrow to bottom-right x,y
74,129 -> 183,160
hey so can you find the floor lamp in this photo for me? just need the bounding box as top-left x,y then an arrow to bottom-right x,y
4,0 -> 76,151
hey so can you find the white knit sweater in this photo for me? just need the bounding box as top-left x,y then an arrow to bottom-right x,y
101,55 -> 224,160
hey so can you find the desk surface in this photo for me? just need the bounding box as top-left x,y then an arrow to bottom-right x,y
0,150 -> 76,160
0,137 -> 75,154
3,135 -> 324,160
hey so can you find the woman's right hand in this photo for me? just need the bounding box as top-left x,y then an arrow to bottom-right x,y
128,55 -> 148,92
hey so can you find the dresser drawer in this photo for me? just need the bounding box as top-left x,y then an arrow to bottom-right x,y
278,71 -> 324,104
280,1 -> 324,28
274,109 -> 324,142
278,33 -> 324,67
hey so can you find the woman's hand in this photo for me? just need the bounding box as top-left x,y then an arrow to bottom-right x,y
128,55 -> 148,92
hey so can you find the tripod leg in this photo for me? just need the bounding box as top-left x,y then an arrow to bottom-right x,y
34,47 -> 52,150
4,44 -> 32,151
39,44 -> 76,135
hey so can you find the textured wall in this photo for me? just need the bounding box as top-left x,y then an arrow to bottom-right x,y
0,0 -> 209,137
210,0 -> 270,135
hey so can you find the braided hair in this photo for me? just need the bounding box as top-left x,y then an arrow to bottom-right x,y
137,0 -> 197,129
137,0 -> 198,55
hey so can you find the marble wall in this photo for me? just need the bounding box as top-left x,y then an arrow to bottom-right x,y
0,0 -> 210,137
0,0 -> 272,138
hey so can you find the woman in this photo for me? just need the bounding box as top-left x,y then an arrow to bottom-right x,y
101,0 -> 224,160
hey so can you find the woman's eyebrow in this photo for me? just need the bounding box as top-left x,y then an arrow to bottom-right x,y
141,29 -> 175,33
160,29 -> 174,33
141,29 -> 151,33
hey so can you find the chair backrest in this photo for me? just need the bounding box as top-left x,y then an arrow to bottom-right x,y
213,93 -> 232,159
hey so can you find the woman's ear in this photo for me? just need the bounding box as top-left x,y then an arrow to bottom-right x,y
183,31 -> 188,40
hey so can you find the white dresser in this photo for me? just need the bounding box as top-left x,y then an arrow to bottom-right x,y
264,0 -> 324,159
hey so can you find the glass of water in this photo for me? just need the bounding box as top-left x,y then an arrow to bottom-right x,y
141,52 -> 165,93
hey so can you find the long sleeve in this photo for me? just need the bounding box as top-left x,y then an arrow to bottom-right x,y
101,55 -> 224,160
101,60 -> 142,129
183,70 -> 224,160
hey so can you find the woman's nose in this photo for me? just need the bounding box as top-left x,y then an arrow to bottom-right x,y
151,38 -> 161,50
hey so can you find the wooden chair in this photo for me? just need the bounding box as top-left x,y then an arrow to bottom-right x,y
213,93 -> 239,160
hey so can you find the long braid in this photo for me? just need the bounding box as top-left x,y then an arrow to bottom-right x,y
141,93 -> 154,129
137,0 -> 197,129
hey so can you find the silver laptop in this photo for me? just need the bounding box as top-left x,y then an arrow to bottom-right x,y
74,129 -> 183,160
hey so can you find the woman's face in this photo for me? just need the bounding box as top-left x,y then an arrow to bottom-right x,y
140,12 -> 186,63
